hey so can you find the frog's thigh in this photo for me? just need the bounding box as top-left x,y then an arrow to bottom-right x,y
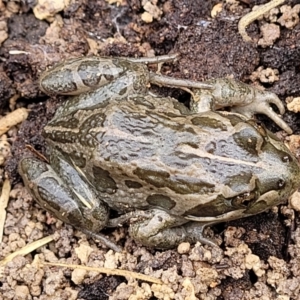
19,157 -> 108,232
19,157 -> 85,225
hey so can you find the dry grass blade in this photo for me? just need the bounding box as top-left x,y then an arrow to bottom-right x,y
0,107 -> 29,136
238,0 -> 285,42
25,144 -> 49,162
0,235 -> 54,267
41,261 -> 163,284
0,178 -> 11,242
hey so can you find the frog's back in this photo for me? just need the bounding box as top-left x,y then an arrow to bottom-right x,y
85,94 -> 295,217
45,95 -> 299,218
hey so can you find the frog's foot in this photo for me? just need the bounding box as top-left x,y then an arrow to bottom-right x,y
127,209 -> 218,249
127,53 -> 180,64
107,210 -> 154,228
80,229 -> 122,252
183,222 -> 219,248
128,53 -> 180,76
231,92 -> 292,134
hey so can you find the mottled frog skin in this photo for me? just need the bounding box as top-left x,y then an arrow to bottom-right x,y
19,55 -> 300,251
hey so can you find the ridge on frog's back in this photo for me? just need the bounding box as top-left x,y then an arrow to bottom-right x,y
19,55 -> 300,250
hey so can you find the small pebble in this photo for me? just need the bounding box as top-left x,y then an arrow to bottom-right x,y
177,242 -> 190,254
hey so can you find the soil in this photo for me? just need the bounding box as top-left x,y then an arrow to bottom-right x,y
1,0 -> 300,299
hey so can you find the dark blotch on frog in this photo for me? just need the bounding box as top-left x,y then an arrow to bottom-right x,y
146,194 -> 176,210
92,166 -> 117,194
124,180 -> 143,189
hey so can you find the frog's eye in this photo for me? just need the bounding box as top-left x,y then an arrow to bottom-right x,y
277,179 -> 285,189
282,154 -> 292,163
233,126 -> 265,157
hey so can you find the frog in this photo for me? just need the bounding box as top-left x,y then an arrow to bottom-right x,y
18,55 -> 300,251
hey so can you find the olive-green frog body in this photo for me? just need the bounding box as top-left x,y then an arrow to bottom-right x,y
19,55 -> 300,250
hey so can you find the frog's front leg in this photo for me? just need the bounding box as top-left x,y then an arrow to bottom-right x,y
120,209 -> 217,249
18,153 -> 121,252
192,78 -> 292,134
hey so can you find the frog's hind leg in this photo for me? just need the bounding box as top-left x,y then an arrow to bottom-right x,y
127,53 -> 180,64
127,53 -> 214,91
149,72 -> 213,90
18,154 -> 121,252
39,56 -> 151,96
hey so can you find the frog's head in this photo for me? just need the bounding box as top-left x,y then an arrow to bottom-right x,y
184,116 -> 300,222
238,122 -> 300,216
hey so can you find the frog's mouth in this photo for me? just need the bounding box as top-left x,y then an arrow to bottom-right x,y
184,189 -> 281,224
242,190 -> 281,215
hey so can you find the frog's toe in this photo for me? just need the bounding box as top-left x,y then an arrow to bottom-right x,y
268,96 -> 285,115
253,93 -> 291,133
80,229 -> 122,252
251,100 -> 292,134
257,101 -> 292,134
